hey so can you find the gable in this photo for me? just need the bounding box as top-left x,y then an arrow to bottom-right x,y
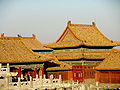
58,28 -> 80,42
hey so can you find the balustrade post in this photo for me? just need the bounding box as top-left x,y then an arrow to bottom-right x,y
72,85 -> 74,90
43,74 -> 46,79
39,76 -> 42,86
39,75 -> 42,80
96,81 -> 99,86
78,85 -> 81,90
77,80 -> 79,84
36,74 -> 39,80
58,75 -> 62,84
21,74 -> 24,79
18,77 -> 21,87
96,82 -> 99,90
6,76 -> 9,87
81,84 -> 86,90
0,63 -> 2,71
30,76 -> 33,88
50,74 -> 53,85
7,63 -> 10,73
87,84 -> 90,90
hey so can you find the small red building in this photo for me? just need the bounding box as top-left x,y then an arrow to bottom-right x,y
95,52 -> 120,84
46,60 -> 72,81
72,64 -> 84,82
72,62 -> 97,82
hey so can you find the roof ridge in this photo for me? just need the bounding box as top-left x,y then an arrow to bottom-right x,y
56,27 -> 68,42
71,24 -> 95,27
0,37 -> 21,40
0,34 -> 36,39
20,34 -> 36,39
21,37 -> 35,39
1,34 -> 51,50
66,21 -> 96,42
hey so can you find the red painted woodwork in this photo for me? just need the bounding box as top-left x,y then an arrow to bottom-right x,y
18,67 -> 21,77
72,63 -> 96,82
34,68 -> 37,78
28,71 -> 34,77
42,68 -> 44,78
95,71 -> 100,82
100,71 -> 109,83
84,69 -> 95,79
38,68 -> 44,78
47,71 -> 71,81
11,68 -> 18,72
68,71 -> 73,81
96,71 -> 120,84
72,65 -> 84,82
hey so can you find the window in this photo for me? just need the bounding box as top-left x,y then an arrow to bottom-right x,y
74,73 -> 76,77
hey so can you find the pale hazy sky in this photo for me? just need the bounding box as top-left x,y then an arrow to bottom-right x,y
0,0 -> 120,48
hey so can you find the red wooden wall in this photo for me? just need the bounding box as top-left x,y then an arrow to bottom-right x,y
72,64 -> 96,82
72,65 -> 84,82
96,71 -> 120,84
11,68 -> 40,78
84,65 -> 95,79
47,71 -> 73,81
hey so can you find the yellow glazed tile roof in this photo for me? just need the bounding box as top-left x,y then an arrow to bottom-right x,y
1,34 -> 52,51
20,34 -> 52,50
0,37 -> 54,63
18,34 -> 52,50
95,51 -> 120,70
45,21 -> 120,48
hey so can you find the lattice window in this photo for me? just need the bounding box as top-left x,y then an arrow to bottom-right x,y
100,72 -> 109,83
111,72 -> 120,83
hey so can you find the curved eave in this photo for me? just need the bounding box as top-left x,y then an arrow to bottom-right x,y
57,57 -> 105,60
32,48 -> 53,51
46,67 -> 72,71
45,43 -> 120,49
95,68 -> 120,71
54,52 -> 108,60
0,56 -> 54,63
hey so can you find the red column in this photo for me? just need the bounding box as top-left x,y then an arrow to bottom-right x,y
109,71 -> 112,83
68,71 -> 73,81
95,71 -> 100,82
34,68 -> 37,78
18,67 -> 21,77
42,68 -> 44,78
